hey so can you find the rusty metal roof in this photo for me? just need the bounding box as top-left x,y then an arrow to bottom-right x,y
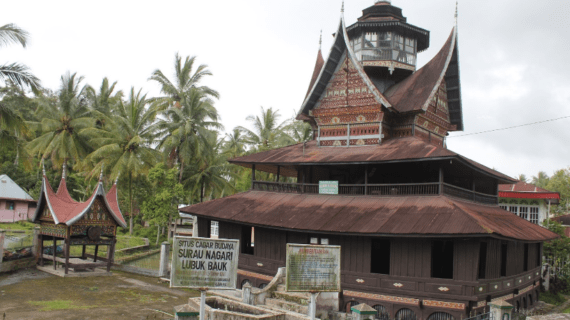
229,137 -> 516,183
180,191 -> 557,242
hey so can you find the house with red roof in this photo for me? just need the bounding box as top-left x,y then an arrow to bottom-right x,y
32,164 -> 127,275
0,174 -> 36,223
499,181 -> 560,226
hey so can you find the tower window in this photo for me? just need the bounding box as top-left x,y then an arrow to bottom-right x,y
500,243 -> 508,277
431,240 -> 454,279
241,226 -> 254,255
524,243 -> 529,271
371,239 -> 390,274
478,242 -> 487,279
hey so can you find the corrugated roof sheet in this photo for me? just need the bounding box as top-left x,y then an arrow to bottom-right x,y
384,29 -> 453,113
499,181 -> 554,193
229,137 -> 515,183
180,191 -> 557,242
0,174 -> 35,201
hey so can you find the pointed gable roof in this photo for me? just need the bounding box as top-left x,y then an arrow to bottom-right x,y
298,15 -> 392,118
384,26 -> 464,130
33,173 -> 127,228
0,174 -> 35,202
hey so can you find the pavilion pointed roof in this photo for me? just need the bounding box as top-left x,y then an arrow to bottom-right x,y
33,169 -> 127,228
298,14 -> 392,118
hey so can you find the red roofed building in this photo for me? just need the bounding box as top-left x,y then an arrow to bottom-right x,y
499,181 -> 560,225
32,164 -> 127,275
181,1 -> 557,318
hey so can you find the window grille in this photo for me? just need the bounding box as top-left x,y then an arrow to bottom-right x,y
529,207 -> 539,224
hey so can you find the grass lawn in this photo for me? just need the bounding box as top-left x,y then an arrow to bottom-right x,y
0,221 -> 36,231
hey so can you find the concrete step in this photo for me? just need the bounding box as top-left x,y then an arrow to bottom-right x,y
265,298 -> 309,315
272,291 -> 311,306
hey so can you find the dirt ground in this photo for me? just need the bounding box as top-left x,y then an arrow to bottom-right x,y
0,268 -> 200,320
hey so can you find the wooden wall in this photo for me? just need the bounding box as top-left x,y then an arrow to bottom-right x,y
216,221 -> 541,283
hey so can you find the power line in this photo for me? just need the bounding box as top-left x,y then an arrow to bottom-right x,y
448,115 -> 570,138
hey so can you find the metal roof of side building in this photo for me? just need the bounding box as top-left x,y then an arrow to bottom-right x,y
0,174 -> 35,202
499,181 -> 560,204
179,191 -> 558,242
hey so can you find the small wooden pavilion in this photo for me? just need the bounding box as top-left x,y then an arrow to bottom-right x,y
32,164 -> 127,275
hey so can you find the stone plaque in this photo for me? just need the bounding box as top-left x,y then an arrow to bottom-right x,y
286,244 -> 341,292
319,181 -> 339,195
170,236 -> 239,289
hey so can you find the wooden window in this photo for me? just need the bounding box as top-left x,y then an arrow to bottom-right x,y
373,305 -> 390,320
241,226 -> 254,255
210,221 -> 219,238
500,243 -> 508,277
371,238 -> 390,275
519,207 -> 529,220
478,242 -> 487,279
395,308 -> 417,320
6,201 -> 15,210
524,243 -> 529,271
431,240 -> 454,279
529,207 -> 539,224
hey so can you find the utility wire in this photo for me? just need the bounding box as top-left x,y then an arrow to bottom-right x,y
448,115 -> 570,138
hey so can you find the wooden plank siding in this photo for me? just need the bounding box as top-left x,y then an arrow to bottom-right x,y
454,240 -> 478,282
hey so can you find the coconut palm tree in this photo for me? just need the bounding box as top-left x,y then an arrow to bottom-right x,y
26,72 -> 92,168
85,77 -> 123,128
284,119 -> 314,144
0,23 -> 40,147
154,89 -> 223,182
0,24 -> 41,91
531,171 -> 550,189
149,53 -> 219,111
223,128 -> 247,159
185,135 -> 235,203
84,87 -> 160,234
237,106 -> 290,151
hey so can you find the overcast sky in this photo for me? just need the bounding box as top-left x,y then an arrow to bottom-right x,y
3,0 -> 570,181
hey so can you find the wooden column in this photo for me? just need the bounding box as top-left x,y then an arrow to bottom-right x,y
53,237 -> 57,270
39,234 -> 44,266
81,245 -> 86,259
364,165 -> 368,195
439,165 -> 444,195
251,164 -> 256,190
64,238 -> 70,275
276,166 -> 281,182
107,239 -> 116,272
302,167 -> 306,193
94,245 -> 99,262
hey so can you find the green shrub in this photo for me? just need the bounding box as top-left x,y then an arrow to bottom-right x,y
540,291 -> 565,306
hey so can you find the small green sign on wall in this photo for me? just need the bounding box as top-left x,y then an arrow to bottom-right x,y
319,181 -> 339,195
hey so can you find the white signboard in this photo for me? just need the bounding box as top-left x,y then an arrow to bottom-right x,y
286,244 -> 341,292
171,236 -> 239,289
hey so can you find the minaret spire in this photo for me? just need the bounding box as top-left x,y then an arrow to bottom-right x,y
455,1 -> 458,25
341,0 -> 344,14
99,165 -> 104,182
41,159 -> 46,176
62,162 -> 67,180
319,30 -> 322,50
115,172 -> 120,185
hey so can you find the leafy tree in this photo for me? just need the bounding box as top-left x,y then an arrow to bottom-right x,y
26,72 -> 92,168
237,106 -> 290,151
141,163 -> 184,244
518,174 -> 528,183
531,171 -> 550,189
84,87 -> 160,234
545,168 -> 570,215
154,89 -> 223,182
543,220 -> 570,293
149,53 -> 219,111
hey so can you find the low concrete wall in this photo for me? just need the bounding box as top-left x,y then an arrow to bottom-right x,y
115,237 -> 150,255
0,256 -> 35,273
111,264 -> 160,277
